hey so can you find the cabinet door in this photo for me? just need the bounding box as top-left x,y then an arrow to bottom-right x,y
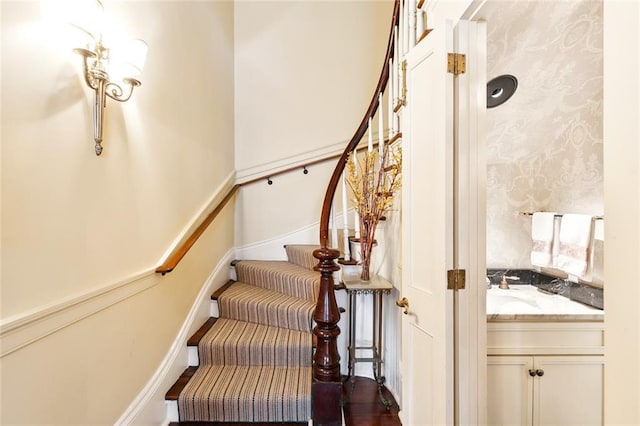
534,356 -> 603,426
487,356 -> 533,426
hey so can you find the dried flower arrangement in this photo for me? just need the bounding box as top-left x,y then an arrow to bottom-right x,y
346,143 -> 402,280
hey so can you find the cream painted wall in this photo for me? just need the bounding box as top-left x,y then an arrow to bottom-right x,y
233,0 -> 392,248
1,0 -> 235,424
234,0 -> 392,173
235,161 -> 335,247
1,207 -> 234,425
1,0 -> 235,318
603,1 -> 640,423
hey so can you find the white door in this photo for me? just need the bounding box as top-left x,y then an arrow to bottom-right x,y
399,20 -> 455,426
399,19 -> 484,426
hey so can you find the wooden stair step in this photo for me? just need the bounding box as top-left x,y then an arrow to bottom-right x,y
188,317 -> 218,347
166,366 -> 198,401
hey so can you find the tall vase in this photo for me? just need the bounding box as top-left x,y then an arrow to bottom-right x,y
358,232 -> 376,281
360,250 -> 372,281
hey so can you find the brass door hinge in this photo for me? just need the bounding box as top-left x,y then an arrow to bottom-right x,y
447,53 -> 466,75
447,269 -> 466,290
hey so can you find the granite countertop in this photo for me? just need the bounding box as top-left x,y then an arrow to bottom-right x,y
487,284 -> 604,322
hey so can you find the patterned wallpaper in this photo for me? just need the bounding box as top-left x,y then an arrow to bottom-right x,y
482,0 -> 603,268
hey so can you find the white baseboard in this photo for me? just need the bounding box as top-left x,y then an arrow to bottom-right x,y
235,223 -> 320,261
115,248 -> 235,426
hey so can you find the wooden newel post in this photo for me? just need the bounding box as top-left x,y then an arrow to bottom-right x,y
312,247 -> 342,425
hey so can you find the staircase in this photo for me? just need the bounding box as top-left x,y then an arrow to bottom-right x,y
166,244 -> 321,423
162,2 -> 406,423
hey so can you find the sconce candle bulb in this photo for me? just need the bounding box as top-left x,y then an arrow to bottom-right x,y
73,1 -> 147,155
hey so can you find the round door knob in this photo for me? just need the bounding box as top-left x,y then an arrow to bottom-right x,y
396,297 -> 409,315
528,369 -> 536,377
536,369 -> 544,377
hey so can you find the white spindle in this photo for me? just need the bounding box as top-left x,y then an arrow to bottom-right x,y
409,0 -> 417,48
403,0 -> 410,53
416,8 -> 424,40
399,1 -> 405,55
378,93 -> 385,158
394,26 -> 399,111
388,66 -> 394,136
352,149 -> 360,239
368,118 -> 373,153
341,173 -> 351,261
330,202 -> 338,250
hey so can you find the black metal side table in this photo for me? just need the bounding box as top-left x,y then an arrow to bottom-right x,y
342,275 -> 393,409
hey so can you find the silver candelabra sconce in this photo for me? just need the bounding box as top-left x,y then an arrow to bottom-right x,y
73,0 -> 148,156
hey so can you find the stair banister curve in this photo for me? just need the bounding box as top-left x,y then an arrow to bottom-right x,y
312,0 -> 400,422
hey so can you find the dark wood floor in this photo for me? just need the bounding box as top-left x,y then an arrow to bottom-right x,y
342,376 -> 402,426
169,375 -> 401,426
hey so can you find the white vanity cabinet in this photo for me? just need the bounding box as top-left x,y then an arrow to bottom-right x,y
487,320 -> 604,426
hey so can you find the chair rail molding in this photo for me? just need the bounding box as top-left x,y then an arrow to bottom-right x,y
0,268 -> 158,358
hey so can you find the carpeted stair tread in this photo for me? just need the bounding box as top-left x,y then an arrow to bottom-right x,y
198,318 -> 312,367
177,365 -> 311,423
234,260 -> 319,301
188,317 -> 218,347
217,282 -> 314,332
284,244 -> 319,271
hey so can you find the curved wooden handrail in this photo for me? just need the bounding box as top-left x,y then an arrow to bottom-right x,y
312,1 -> 401,422
318,0 -> 400,248
156,184 -> 240,275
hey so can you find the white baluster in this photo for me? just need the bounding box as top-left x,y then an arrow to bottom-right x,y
352,149 -> 360,240
416,8 -> 424,41
378,93 -> 385,159
409,0 -> 417,48
394,26 -> 400,112
341,173 -> 351,261
368,118 -> 373,153
398,1 -> 403,56
330,202 -> 338,250
388,66 -> 394,137
402,0 -> 408,54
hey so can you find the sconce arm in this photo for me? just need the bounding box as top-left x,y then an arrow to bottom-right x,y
105,78 -> 141,103
74,48 -> 101,89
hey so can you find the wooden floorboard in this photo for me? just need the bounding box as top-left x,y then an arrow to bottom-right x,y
342,376 -> 402,426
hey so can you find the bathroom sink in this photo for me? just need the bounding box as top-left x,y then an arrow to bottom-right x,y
487,284 -> 603,316
486,292 -> 541,314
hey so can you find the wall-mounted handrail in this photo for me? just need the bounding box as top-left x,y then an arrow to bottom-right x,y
155,140 -> 401,276
156,184 -> 240,275
311,0 -> 401,422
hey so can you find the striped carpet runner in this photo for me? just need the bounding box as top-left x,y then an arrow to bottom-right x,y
176,245 -> 320,423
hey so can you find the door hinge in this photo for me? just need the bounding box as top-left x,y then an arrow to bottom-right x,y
447,269 -> 466,290
447,53 -> 466,75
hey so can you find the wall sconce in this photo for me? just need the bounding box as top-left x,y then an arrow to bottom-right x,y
72,0 -> 148,155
